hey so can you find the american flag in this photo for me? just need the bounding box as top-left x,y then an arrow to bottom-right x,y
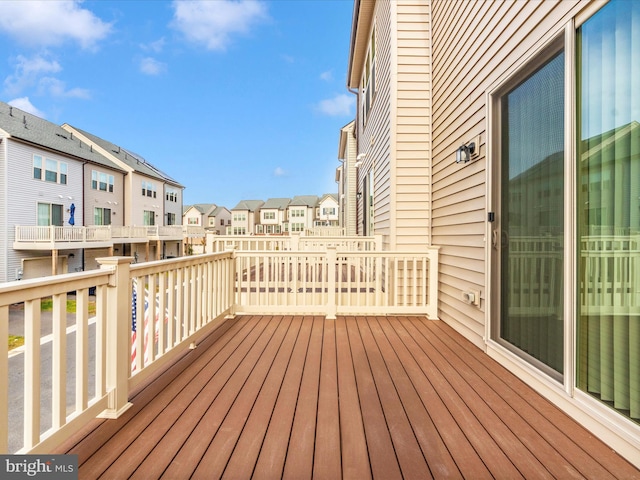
131,281 -> 165,372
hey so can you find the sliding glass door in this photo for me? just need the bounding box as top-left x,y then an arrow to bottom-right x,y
577,0 -> 640,423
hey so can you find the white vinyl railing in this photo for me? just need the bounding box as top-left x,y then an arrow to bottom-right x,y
15,225 -> 205,244
14,226 -> 111,244
234,247 -> 439,319
0,247 -> 437,455
209,234 -> 382,253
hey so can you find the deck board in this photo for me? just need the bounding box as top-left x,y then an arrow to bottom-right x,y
55,315 -> 640,480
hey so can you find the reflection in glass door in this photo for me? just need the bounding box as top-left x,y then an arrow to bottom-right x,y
498,51 -> 565,376
576,0 -> 640,423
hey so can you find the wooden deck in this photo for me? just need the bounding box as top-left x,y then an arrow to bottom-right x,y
56,315 -> 640,479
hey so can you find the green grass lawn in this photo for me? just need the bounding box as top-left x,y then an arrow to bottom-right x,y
9,335 -> 24,351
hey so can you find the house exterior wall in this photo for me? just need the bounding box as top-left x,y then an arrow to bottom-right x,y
353,0 -> 431,250
341,122 -> 358,236
317,196 -> 339,225
132,173 -> 161,225
83,164 -> 124,226
0,133 -> 7,282
5,140 -> 84,280
164,185 -> 182,225
183,207 -> 203,226
430,0 -> 581,347
394,0 -> 432,250
357,0 -> 393,245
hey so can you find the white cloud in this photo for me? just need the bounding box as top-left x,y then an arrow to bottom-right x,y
38,77 -> 91,99
273,167 -> 286,177
320,70 -> 333,82
316,94 -> 355,116
171,0 -> 268,51
0,1 -> 112,50
4,54 -> 62,95
140,38 -> 166,54
8,97 -> 45,118
280,54 -> 295,64
140,57 -> 167,76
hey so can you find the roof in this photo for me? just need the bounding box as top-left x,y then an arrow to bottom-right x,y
0,101 -> 126,173
289,195 -> 319,207
211,206 -> 229,216
62,124 -> 183,187
261,198 -> 291,210
347,0 -> 375,89
319,193 -> 339,203
189,203 -> 217,215
232,200 -> 264,212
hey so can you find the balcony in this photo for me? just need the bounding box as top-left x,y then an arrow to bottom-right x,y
14,225 -> 206,250
1,239 -> 638,477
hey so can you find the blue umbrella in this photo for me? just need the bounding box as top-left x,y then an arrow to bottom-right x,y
69,203 -> 75,226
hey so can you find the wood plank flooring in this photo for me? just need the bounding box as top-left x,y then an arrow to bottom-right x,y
56,315 -> 640,479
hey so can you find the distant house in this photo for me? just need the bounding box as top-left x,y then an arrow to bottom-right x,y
183,204 -> 230,235
62,125 -> 185,261
230,200 -> 264,235
316,193 -> 339,227
256,198 -> 290,234
0,101 -> 127,281
337,120 -> 357,235
347,0 -> 640,466
286,195 -> 318,233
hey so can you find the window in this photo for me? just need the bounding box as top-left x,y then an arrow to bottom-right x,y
143,210 -> 155,226
291,222 -> 305,232
209,217 -> 216,227
166,189 -> 178,202
167,212 -> 176,225
263,211 -> 275,220
322,207 -> 336,216
233,213 -> 246,222
233,227 -> 246,235
142,181 -> 157,198
91,170 -> 114,192
33,155 -> 67,184
361,25 -> 376,125
290,209 -> 305,218
220,219 -> 224,226
188,217 -> 199,225
37,203 -> 63,226
94,207 -> 112,226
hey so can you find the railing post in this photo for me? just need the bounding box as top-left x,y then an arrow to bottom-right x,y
375,235 -> 383,251
97,256 -> 134,418
427,247 -> 440,320
327,247 -> 337,320
291,233 -> 300,251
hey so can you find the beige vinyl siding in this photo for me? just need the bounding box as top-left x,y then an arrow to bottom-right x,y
346,124 -> 358,236
84,165 -> 124,226
430,0 -> 582,347
358,0 -> 392,246
393,0 -> 431,251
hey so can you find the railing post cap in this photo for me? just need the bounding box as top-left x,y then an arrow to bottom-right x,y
97,256 -> 134,266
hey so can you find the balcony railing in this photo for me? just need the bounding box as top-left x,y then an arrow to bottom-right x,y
14,225 -> 206,247
1,246 -> 438,454
210,234 -> 382,253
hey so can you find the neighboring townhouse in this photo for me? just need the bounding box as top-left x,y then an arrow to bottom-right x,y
63,125 -> 185,261
230,200 -> 264,235
337,120 -> 358,235
0,101 -> 127,281
286,195 -> 318,233
316,193 -> 339,227
347,0 -> 640,466
256,198 -> 290,234
183,204 -> 230,235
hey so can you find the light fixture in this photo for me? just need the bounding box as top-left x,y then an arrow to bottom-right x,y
356,192 -> 362,200
356,153 -> 367,160
455,141 -> 476,164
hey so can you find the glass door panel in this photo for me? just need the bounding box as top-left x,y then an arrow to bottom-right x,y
577,0 -> 640,422
498,52 -> 565,375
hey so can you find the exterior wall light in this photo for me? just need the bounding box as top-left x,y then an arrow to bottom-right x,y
455,142 -> 476,164
357,192 -> 362,200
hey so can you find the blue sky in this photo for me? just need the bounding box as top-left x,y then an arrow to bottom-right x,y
0,0 -> 355,208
